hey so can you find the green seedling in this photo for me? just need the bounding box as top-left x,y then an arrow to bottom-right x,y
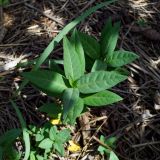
22,19 -> 138,125
98,135 -> 119,160
28,125 -> 71,159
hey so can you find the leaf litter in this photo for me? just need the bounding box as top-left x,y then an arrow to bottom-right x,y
0,0 -> 160,159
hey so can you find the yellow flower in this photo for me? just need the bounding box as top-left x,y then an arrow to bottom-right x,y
50,113 -> 62,125
68,140 -> 81,152
50,119 -> 61,125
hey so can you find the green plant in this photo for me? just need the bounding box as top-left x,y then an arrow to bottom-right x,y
22,19 -> 138,125
98,135 -> 119,160
28,125 -> 71,159
79,18 -> 138,70
3,2 -> 119,159
0,129 -> 21,160
18,0 -> 116,92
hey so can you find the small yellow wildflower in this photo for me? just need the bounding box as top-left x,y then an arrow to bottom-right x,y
50,119 -> 61,125
68,140 -> 81,152
50,113 -> 62,125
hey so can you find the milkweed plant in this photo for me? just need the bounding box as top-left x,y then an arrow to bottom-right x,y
22,18 -> 139,125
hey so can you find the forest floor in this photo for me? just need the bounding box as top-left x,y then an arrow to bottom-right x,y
0,0 -> 160,159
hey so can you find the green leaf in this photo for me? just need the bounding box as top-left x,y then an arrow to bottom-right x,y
49,126 -> 58,141
91,60 -> 107,72
85,55 -> 95,71
54,142 -> 65,156
83,90 -> 122,106
114,68 -> 129,76
18,0 -> 117,93
0,129 -> 21,146
105,137 -> 117,149
65,98 -> 84,125
29,125 -> 36,133
71,29 -> 85,75
77,71 -> 127,94
48,60 -> 64,75
98,145 -> 110,155
98,135 -> 117,156
39,103 -> 62,118
7,148 -> 22,160
38,138 -> 53,149
107,50 -> 139,67
44,148 -> 51,154
55,129 -> 71,144
36,155 -> 44,160
22,70 -> 67,95
101,20 -> 120,58
78,31 -> 100,59
30,151 -> 36,160
62,88 -> 79,123
35,134 -> 44,142
109,151 -> 119,160
100,136 -> 117,149
100,18 -> 112,57
63,36 -> 82,81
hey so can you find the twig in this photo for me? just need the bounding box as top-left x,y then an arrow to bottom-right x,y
25,3 -> 64,27
92,135 -> 113,151
76,119 -> 107,160
132,141 -> 160,148
72,0 -> 96,19
0,43 -> 29,47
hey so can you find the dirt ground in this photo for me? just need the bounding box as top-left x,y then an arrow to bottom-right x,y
0,0 -> 160,159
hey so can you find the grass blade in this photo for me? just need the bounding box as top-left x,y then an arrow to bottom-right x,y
10,100 -> 30,160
